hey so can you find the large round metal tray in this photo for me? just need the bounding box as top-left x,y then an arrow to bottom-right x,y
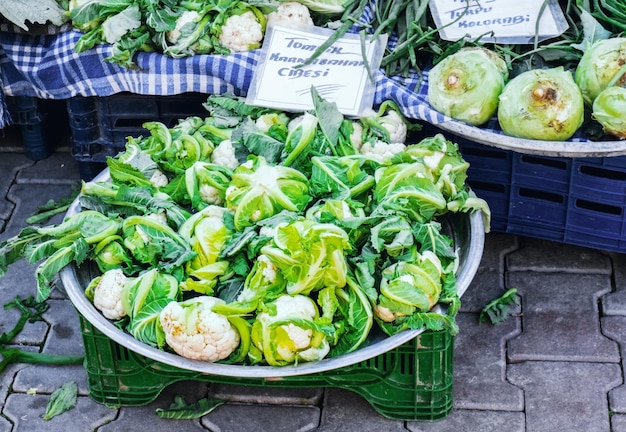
59,170 -> 485,378
437,119 -> 626,158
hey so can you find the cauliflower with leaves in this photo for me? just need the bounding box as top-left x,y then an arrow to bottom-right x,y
217,9 -> 264,53
89,268 -> 129,320
160,296 -> 241,361
225,156 -> 312,230
266,2 -> 314,28
251,294 -> 331,365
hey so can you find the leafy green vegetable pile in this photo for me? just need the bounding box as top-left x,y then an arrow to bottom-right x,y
59,0 -> 348,69
0,90 -> 489,366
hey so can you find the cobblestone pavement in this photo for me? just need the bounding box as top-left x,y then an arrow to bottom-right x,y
1,128 -> 626,432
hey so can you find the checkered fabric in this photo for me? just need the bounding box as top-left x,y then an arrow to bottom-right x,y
0,27 -> 448,128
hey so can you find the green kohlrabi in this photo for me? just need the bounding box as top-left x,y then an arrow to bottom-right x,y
498,67 -> 585,141
428,47 -> 509,126
575,37 -> 626,106
592,86 -> 626,139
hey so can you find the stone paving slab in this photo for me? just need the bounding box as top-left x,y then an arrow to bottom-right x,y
507,272 -> 619,363
508,361 -> 622,432
600,316 -> 626,414
210,384 -> 323,405
407,409 -> 525,432
315,388 -> 406,432
453,313 -> 523,411
602,252 -> 626,316
3,393 -> 116,432
506,237 -> 613,274
204,402 -> 320,432
459,232 -> 519,313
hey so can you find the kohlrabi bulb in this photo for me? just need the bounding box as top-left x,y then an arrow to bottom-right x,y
427,47 -> 509,126
592,86 -> 626,139
497,67 -> 584,141
575,37 -> 626,106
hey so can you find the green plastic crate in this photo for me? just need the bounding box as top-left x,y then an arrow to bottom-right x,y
78,314 -> 455,422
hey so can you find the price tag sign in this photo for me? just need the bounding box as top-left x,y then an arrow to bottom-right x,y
429,0 -> 569,44
246,25 -> 387,116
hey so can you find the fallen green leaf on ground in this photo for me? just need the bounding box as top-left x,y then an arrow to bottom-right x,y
156,395 -> 225,419
43,381 -> 78,420
479,288 -> 520,325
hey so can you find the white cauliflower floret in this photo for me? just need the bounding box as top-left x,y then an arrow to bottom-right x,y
254,294 -> 331,364
92,269 -> 128,320
360,140 -> 406,163
267,2 -> 314,29
149,169 -> 169,188
199,184 -> 223,205
255,113 -> 289,133
160,296 -> 240,362
211,139 -> 240,170
373,304 -> 398,323
144,211 -> 168,225
380,110 -> 408,144
167,10 -> 201,44
257,254 -> 278,283
259,225 -> 276,238
350,121 -> 364,151
218,11 -> 263,53
257,295 -> 316,349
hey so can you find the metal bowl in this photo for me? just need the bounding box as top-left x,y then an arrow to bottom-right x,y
438,119 -> 626,158
60,169 -> 485,378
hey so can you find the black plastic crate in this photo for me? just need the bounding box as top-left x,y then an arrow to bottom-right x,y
6,96 -> 69,160
67,92 -> 212,164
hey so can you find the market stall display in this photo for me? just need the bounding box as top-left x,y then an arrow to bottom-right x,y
2,0 -> 625,422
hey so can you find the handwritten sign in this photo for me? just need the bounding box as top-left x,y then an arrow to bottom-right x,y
429,0 -> 569,44
246,25 -> 386,116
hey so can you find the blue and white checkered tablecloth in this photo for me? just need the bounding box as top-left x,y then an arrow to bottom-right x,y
0,29 -> 448,128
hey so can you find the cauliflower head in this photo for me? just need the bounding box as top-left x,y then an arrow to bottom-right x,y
199,184 -> 223,205
91,268 -> 129,320
360,140 -> 406,163
218,11 -> 264,53
211,139 -> 240,170
267,2 -> 314,28
254,294 -> 330,364
149,169 -> 169,188
160,296 -> 240,361
380,110 -> 408,144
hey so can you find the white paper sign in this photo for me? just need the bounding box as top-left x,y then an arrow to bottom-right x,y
246,25 -> 386,116
429,0 -> 569,44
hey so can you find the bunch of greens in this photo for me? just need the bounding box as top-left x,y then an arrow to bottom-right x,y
306,0 -> 622,81
67,0 -> 267,68
0,0 -> 68,32
63,0 -> 349,69
0,90 -> 489,366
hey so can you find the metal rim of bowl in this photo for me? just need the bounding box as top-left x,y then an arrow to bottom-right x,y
438,120 -> 626,158
59,169 -> 485,378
